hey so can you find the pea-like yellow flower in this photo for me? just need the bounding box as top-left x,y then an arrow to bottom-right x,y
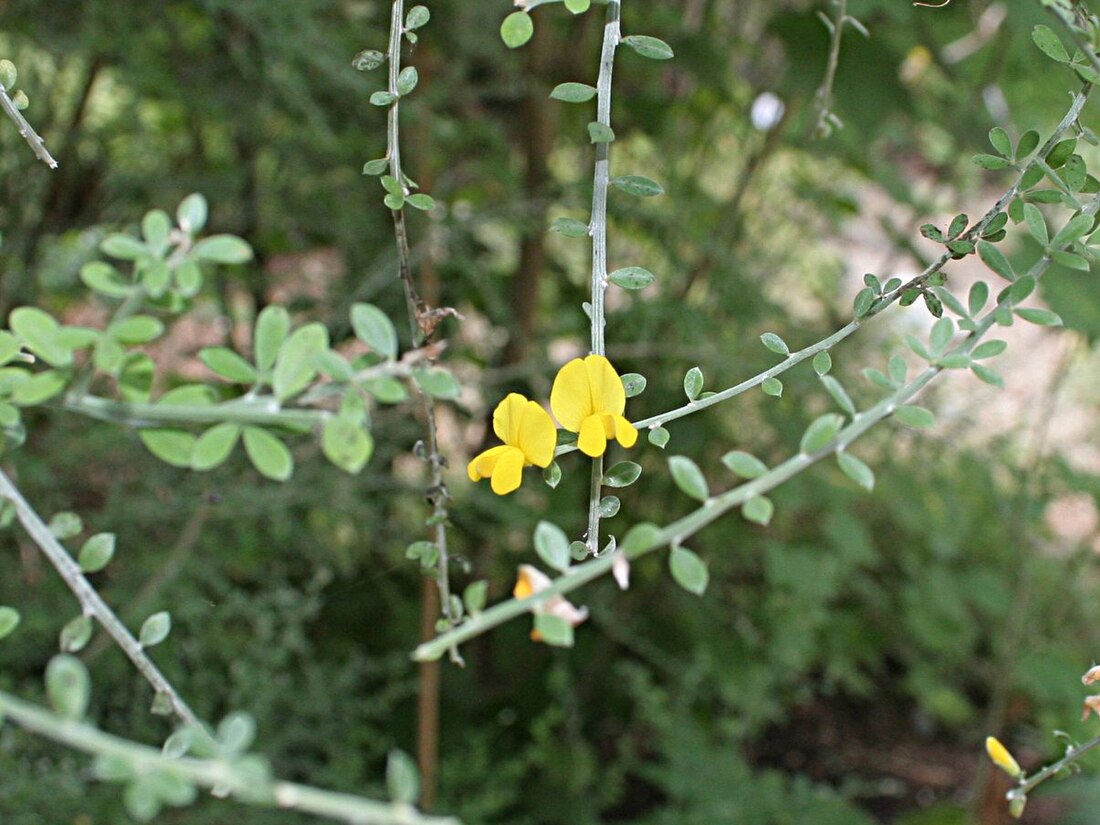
514,564 -> 589,641
550,354 -> 638,457
467,393 -> 556,495
985,736 -> 1023,779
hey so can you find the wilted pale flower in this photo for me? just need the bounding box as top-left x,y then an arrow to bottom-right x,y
550,354 -> 638,458
467,393 -> 555,495
514,564 -> 589,641
985,736 -> 1023,779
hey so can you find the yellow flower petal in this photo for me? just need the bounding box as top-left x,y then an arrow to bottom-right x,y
985,736 -> 1022,778
467,444 -> 512,482
578,415 -> 608,457
493,393 -> 532,446
583,354 -> 625,416
613,415 -> 638,448
516,399 -> 556,467
490,446 -> 526,495
550,358 -> 592,431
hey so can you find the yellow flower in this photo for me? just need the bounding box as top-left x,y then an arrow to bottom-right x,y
985,736 -> 1023,779
550,354 -> 638,457
513,564 -> 589,641
467,393 -> 556,495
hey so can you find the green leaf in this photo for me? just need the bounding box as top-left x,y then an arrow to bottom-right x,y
668,455 -> 709,501
800,413 -> 844,453
139,612 -> 171,647
216,712 -> 256,754
929,317 -> 955,356
387,750 -> 421,805
610,175 -> 664,197
141,209 -> 171,254
46,655 -> 90,719
894,405 -> 935,428
722,450 -> 767,478
603,461 -> 641,488
971,340 -> 1007,360
193,235 -> 252,264
48,512 -> 83,539
550,82 -> 597,103
1024,203 -> 1048,247
406,193 -> 435,211
683,366 -> 703,401
200,347 -> 256,383
1051,249 -> 1090,271
564,0 -> 590,12
500,11 -> 534,48
647,426 -> 669,448
534,521 -> 571,573
977,241 -> 1014,282
587,122 -> 615,143
100,233 -> 147,260
837,451 -> 874,491
813,351 -> 832,376
191,423 -> 241,471
821,375 -> 855,415
363,376 -> 408,403
1032,25 -> 1070,63
551,217 -> 588,237
971,363 -> 1005,387
622,35 -> 674,60
78,533 -> 116,573
405,5 -> 430,29
123,779 -> 161,821
370,91 -> 397,107
669,547 -> 708,595
174,260 -> 202,297
968,281 -> 990,316
621,522 -> 661,559
0,606 -> 19,640
243,427 -> 293,481
742,496 -> 774,526
254,306 -> 290,373
0,60 -> 15,90
60,615 -> 93,653
1015,307 -> 1063,326
362,157 -> 389,176
80,261 -> 133,298
413,367 -> 460,399
972,154 -> 1010,171
351,303 -> 398,360
177,193 -> 208,233
598,495 -> 620,518
1008,275 -> 1036,305
109,316 -> 164,345
988,127 -> 1012,158
1052,212 -> 1096,247
12,370 -> 67,406
322,416 -> 373,474
761,377 -> 783,397
273,322 -> 329,401
1016,130 -> 1040,159
620,373 -> 646,397
534,614 -> 574,647
464,581 -> 488,615
760,332 -> 789,356
396,66 -> 419,96
10,307 -> 70,367
852,287 -> 875,318
608,266 -> 654,289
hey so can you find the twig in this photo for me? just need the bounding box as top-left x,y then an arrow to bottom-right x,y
382,0 -> 461,665
810,0 -> 856,139
584,0 -> 621,554
0,81 -> 57,169
0,689 -> 461,825
0,468 -> 202,729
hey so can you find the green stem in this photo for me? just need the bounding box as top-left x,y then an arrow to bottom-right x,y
0,78 -> 57,168
63,395 -> 328,430
0,689 -> 460,825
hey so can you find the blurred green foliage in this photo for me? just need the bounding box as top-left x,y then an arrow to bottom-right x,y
1,0 -> 1100,822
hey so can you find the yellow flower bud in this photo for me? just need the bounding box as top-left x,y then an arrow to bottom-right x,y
985,736 -> 1023,779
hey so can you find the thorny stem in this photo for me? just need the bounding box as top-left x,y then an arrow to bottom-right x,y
0,80 -> 57,169
383,0 -> 461,664
0,468 -> 207,733
811,0 -> 850,138
585,0 -> 621,555
413,162 -> 1100,664
0,689 -> 461,825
